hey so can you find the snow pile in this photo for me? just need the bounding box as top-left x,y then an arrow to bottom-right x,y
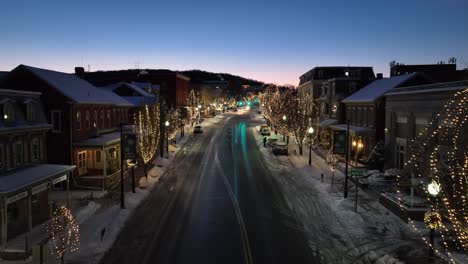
75,201 -> 101,224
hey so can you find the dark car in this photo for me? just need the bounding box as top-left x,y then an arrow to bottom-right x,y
272,142 -> 288,155
194,125 -> 203,134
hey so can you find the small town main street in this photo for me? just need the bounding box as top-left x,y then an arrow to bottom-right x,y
100,112 -> 317,264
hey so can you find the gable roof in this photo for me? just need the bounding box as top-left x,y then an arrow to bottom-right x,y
342,73 -> 418,103
19,65 -> 133,106
0,71 -> 8,80
101,82 -> 155,98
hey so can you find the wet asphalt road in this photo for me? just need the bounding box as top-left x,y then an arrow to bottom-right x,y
101,112 -> 316,264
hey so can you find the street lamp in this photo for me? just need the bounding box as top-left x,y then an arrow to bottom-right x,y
426,180 -> 441,260
282,115 -> 287,141
308,127 -> 314,165
165,121 -> 169,157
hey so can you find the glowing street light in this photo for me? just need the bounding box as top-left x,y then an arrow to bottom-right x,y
282,115 -> 287,121
165,121 -> 169,127
3,114 -> 7,119
426,179 -> 441,259
427,180 -> 441,196
308,126 -> 314,165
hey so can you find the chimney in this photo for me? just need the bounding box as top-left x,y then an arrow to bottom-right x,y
376,73 -> 383,79
75,67 -> 85,78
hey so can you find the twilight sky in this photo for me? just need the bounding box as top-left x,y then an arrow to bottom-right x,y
1,0 -> 467,85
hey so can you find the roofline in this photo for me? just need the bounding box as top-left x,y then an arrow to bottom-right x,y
0,124 -> 52,135
385,80 -> 468,96
0,164 -> 76,195
0,88 -> 42,96
385,86 -> 466,97
176,73 -> 190,81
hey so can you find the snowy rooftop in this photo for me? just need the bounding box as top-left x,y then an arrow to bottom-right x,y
342,73 -> 418,103
73,131 -> 121,148
0,164 -> 75,194
385,80 -> 468,96
20,65 -> 134,106
319,119 -> 338,127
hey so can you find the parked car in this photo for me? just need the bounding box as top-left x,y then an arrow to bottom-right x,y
260,127 -> 271,136
194,125 -> 203,134
272,142 -> 288,155
267,138 -> 278,147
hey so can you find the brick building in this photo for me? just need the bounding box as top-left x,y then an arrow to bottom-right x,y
0,65 -> 133,189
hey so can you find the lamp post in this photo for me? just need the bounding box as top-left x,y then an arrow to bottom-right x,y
165,121 -> 169,157
127,160 -> 137,193
282,115 -> 287,142
427,180 -> 441,261
308,127 -> 314,165
352,140 -> 357,165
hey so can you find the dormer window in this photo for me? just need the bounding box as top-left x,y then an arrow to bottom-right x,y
26,102 -> 36,122
3,102 -> 14,121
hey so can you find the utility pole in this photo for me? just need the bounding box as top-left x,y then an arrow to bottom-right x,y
120,123 -> 125,209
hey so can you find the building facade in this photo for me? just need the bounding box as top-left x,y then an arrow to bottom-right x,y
384,81 -> 468,170
0,88 -> 74,253
0,65 -> 133,190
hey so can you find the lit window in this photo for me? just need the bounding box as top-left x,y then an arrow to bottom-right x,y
3,102 -> 15,121
94,110 -> 98,128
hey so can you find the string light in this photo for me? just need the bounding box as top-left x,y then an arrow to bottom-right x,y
260,85 -> 319,154
135,104 -> 161,175
47,205 -> 80,261
397,88 -> 468,262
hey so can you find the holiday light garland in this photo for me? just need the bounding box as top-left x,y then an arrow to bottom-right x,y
134,104 -> 160,176
47,205 -> 80,262
397,88 -> 467,263
260,86 -> 319,155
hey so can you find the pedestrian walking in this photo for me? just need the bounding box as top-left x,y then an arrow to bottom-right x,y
263,137 -> 267,147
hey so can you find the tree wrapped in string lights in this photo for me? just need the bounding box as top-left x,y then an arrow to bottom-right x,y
403,89 -> 467,261
47,205 -> 80,264
134,104 -> 160,177
260,86 -> 318,155
280,90 -> 317,155
187,89 -> 199,125
165,108 -> 184,140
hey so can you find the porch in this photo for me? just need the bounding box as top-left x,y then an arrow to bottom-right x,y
0,164 -> 75,259
73,132 -> 124,190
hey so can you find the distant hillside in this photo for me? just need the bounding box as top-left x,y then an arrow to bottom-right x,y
82,68 -> 265,95
180,69 -> 264,86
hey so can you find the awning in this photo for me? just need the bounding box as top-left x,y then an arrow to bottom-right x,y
0,164 -> 75,195
329,124 -> 375,134
73,131 -> 121,148
319,119 -> 338,127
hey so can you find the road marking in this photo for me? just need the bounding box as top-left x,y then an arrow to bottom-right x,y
214,153 -> 253,264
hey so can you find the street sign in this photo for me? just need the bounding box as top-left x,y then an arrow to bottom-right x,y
122,133 -> 137,159
333,130 -> 346,155
351,169 -> 365,177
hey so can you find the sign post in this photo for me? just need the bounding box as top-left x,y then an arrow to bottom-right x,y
351,169 -> 365,212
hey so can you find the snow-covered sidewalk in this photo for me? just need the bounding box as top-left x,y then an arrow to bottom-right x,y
249,122 -> 439,263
